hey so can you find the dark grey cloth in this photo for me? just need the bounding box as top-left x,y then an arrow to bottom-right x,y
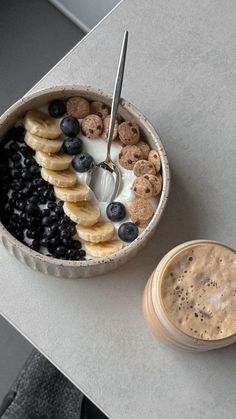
1,350 -> 84,419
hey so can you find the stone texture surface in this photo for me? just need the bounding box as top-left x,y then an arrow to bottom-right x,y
1,1 -> 236,418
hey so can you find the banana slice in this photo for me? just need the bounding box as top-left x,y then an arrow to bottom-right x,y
54,184 -> 90,202
41,168 -> 77,187
63,201 -> 100,226
24,110 -> 61,139
76,221 -> 114,243
25,131 -> 63,153
84,240 -> 123,257
35,150 -> 72,171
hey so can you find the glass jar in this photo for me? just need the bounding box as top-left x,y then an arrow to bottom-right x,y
143,240 -> 236,352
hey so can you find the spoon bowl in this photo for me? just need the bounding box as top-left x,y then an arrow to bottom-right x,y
90,161 -> 121,203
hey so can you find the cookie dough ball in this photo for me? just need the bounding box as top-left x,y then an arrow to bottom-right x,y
118,121 -> 140,145
143,173 -> 162,195
101,115 -> 119,141
148,149 -> 161,173
136,141 -> 151,160
129,198 -> 154,227
90,101 -> 109,119
133,160 -> 156,177
66,96 -> 90,119
118,145 -> 143,170
132,176 -> 153,198
81,114 -> 103,139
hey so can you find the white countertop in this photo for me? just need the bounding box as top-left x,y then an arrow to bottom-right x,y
1,1 -> 236,418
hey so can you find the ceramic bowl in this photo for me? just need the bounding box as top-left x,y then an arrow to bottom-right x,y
0,86 -> 170,278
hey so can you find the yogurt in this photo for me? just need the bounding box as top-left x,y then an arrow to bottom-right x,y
71,132 -> 159,241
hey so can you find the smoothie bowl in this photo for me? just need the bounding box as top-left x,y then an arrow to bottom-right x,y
0,86 -> 170,278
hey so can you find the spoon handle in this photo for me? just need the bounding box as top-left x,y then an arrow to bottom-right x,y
106,30 -> 128,161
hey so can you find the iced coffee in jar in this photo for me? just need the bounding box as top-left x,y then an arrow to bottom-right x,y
143,240 -> 236,351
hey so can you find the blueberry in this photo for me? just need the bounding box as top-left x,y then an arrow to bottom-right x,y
66,249 -> 77,260
32,178 -> 45,189
70,225 -> 76,236
54,245 -> 66,257
60,116 -> 80,137
9,142 -> 20,153
15,200 -> 25,211
28,196 -> 38,205
26,229 -> 41,239
118,222 -> 139,242
40,237 -> 50,247
19,213 -> 27,225
73,241 -> 82,250
62,238 -> 73,247
40,195 -> 47,204
106,202 -> 126,222
49,224 -> 59,234
21,186 -> 31,197
11,214 -> 20,225
72,152 -> 94,173
32,191 -> 40,199
20,146 -> 33,157
15,229 -> 23,242
47,202 -> 57,210
25,215 -> 38,227
50,237 -> 59,247
11,180 -> 22,191
11,169 -> 21,178
48,100 -> 66,118
26,203 -> 39,215
63,137 -> 83,155
30,239 -> 40,251
4,203 -> 12,216
30,165 -> 40,176
41,209 -> 50,217
60,228 -> 70,239
44,188 -> 55,201
24,158 -> 33,167
44,229 -> 54,240
78,249 -> 86,257
11,191 -> 19,199
54,205 -> 64,215
41,216 -> 53,227
11,153 -> 21,162
13,161 -> 22,169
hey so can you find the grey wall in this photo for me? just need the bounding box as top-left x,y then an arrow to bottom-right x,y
49,0 -> 120,32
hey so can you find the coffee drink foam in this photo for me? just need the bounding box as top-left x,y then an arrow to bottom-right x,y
161,242 -> 236,340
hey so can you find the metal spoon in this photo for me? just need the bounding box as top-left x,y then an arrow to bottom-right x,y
90,30 -> 128,203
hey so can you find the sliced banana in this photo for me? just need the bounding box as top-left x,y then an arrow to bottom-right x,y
76,221 -> 114,243
25,131 -> 63,153
54,183 -> 90,202
63,201 -> 100,226
84,240 -> 123,257
41,167 -> 77,187
24,110 -> 61,139
35,150 -> 72,171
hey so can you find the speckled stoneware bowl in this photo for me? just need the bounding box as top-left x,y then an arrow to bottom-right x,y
0,86 -> 170,278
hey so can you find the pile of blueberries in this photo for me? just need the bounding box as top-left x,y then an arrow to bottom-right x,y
0,126 -> 86,260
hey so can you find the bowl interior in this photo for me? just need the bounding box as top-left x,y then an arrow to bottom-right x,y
0,85 -> 170,267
